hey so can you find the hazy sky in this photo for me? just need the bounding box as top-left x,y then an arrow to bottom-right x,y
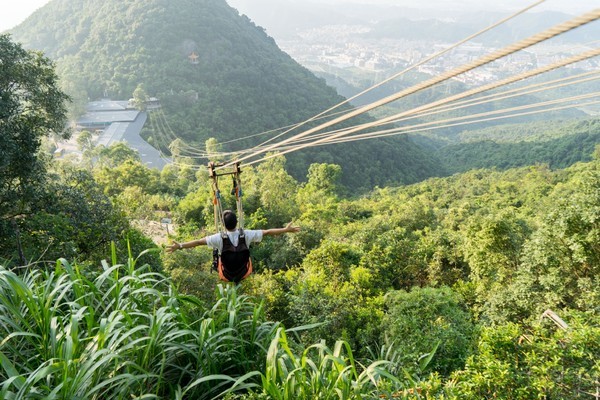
1,0 -> 49,32
1,0 -> 597,33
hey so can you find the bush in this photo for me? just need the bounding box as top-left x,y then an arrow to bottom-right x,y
451,312 -> 600,399
382,286 -> 477,376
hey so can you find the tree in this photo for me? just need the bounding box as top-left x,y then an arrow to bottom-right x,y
285,240 -> 383,355
451,314 -> 600,399
0,34 -> 69,221
299,163 -> 342,201
511,166 -> 600,318
0,34 -> 69,264
94,159 -> 160,197
95,142 -> 140,168
382,286 -> 476,377
205,138 -> 223,162
76,130 -> 94,152
256,155 -> 299,226
462,211 -> 530,314
132,84 -> 148,111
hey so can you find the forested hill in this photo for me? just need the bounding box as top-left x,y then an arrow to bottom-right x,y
413,118 -> 600,174
7,0 -> 442,188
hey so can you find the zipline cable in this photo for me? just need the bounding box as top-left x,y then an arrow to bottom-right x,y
325,99 -> 600,146
175,53 -> 600,164
243,0 -> 548,154
247,45 -> 600,163
255,95 -> 600,152
267,70 -> 600,148
226,9 -> 600,168
308,49 -> 600,146
322,91 -> 600,144
166,97 -> 600,172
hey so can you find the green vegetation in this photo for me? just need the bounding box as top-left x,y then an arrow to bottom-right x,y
8,0 -> 441,189
2,22 -> 599,400
0,35 -> 158,270
0,255 -> 398,398
413,118 -> 600,174
0,33 -> 69,265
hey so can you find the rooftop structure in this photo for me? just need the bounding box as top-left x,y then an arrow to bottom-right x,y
76,99 -> 170,170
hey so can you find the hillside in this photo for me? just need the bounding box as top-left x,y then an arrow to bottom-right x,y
226,1 -> 598,45
412,118 -> 600,173
8,0 -> 443,188
2,31 -> 599,398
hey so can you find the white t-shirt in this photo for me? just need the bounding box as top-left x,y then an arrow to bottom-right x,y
205,229 -> 263,254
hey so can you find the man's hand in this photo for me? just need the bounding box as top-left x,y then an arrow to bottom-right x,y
262,223 -> 301,237
284,222 -> 301,233
166,241 -> 182,253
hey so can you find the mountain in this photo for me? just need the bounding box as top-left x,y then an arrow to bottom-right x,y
363,11 -> 599,45
411,118 -> 600,173
227,1 -> 597,46
8,0 -> 444,189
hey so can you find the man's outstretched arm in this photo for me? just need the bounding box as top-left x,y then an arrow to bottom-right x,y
166,237 -> 207,253
262,222 -> 301,237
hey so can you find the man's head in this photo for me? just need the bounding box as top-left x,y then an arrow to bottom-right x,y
223,210 -> 237,231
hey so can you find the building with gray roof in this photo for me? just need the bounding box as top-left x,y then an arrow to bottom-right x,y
77,99 -> 170,170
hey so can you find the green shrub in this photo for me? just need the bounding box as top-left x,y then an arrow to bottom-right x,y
451,313 -> 600,399
382,286 -> 477,376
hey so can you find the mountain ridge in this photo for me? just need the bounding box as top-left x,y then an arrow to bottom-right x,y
8,0 -> 444,188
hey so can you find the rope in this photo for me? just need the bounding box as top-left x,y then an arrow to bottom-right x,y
209,164 -> 226,234
232,163 -> 244,230
243,0 -> 548,153
327,99 -> 600,145
247,46 -> 600,165
230,9 -> 600,167
240,97 -> 600,153
326,92 -> 600,144
162,91 -> 600,171
165,63 -> 600,169
267,70 -> 600,148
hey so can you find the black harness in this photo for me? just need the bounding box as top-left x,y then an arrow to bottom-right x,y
209,161 -> 253,283
218,229 -> 251,283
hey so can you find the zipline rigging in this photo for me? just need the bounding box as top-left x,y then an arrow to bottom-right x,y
316,93 -> 600,147
234,54 -> 600,167
228,9 -> 600,168
164,67 -> 600,166
250,70 -> 600,150
245,0 -> 550,154
154,7 -> 599,172
157,0 -> 552,160
164,65 -> 600,172
250,98 -> 600,152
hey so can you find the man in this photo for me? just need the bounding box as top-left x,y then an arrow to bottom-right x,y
167,210 -> 300,282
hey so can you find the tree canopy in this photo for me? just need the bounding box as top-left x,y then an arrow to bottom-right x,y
0,33 -> 69,221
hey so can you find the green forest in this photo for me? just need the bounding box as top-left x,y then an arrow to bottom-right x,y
7,0 -> 442,189
2,31 -> 599,398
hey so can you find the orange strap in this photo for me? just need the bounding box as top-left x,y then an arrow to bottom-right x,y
217,258 -> 253,282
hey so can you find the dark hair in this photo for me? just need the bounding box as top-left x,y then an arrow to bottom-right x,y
223,210 -> 237,230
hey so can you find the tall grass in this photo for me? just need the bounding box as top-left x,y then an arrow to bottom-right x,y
0,250 -> 401,399
253,328 -> 400,400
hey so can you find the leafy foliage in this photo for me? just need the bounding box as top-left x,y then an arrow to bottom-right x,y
9,0 -> 442,189
424,118 -> 600,174
0,32 -> 68,236
382,287 -> 477,377
0,256 -> 403,399
450,314 -> 600,399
